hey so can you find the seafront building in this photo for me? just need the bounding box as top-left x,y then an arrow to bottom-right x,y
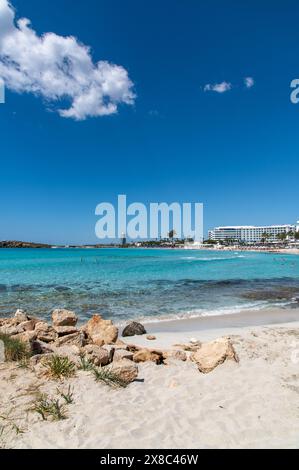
208,222 -> 299,244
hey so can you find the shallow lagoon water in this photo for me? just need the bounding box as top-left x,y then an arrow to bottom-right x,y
0,248 -> 298,323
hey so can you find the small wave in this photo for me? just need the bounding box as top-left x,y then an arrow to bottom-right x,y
180,255 -> 245,262
130,300 -> 294,326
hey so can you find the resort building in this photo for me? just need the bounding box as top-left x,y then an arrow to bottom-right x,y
208,223 -> 298,244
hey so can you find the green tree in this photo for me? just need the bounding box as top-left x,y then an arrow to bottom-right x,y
168,230 -> 177,241
276,233 -> 287,242
261,232 -> 271,243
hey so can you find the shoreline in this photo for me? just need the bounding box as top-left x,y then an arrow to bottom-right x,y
1,245 -> 299,255
122,307 -> 299,349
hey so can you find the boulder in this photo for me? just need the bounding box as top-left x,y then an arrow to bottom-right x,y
52,309 -> 78,327
51,344 -> 80,363
13,330 -> 37,346
82,344 -> 110,366
30,353 -> 54,366
133,348 -> 164,365
14,309 -> 29,323
191,337 -> 239,374
19,319 -> 37,332
102,345 -> 115,362
0,324 -> 24,336
163,350 -> 187,362
54,326 -> 79,336
35,322 -> 57,343
83,315 -> 118,346
107,359 -> 138,383
113,349 -> 134,362
146,335 -> 156,341
173,342 -> 202,352
55,331 -> 85,348
31,339 -> 54,355
122,321 -> 147,337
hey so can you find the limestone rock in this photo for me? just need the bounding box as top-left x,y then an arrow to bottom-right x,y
82,344 -> 110,366
52,309 -> 78,327
14,309 -> 29,323
133,348 -> 164,365
83,315 -> 118,346
30,353 -> 54,366
35,322 -> 57,343
51,344 -> 80,363
113,349 -> 134,362
31,340 -> 54,355
0,324 -> 24,336
146,335 -> 156,341
14,330 -> 37,345
163,350 -> 187,362
107,359 -> 138,383
54,326 -> 79,336
19,319 -> 37,332
122,321 -> 146,337
55,331 -> 85,348
102,345 -> 115,362
191,337 -> 239,374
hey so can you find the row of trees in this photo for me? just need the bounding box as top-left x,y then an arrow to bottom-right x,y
260,231 -> 299,243
203,231 -> 299,246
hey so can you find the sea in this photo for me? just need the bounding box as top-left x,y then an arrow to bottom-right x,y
0,248 -> 299,324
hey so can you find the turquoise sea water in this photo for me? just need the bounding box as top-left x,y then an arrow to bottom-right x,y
0,248 -> 299,324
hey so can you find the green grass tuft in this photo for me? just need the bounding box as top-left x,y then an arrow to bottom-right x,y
78,354 -> 94,371
0,333 -> 30,362
43,355 -> 76,380
57,385 -> 74,405
92,366 -> 129,389
32,395 -> 67,421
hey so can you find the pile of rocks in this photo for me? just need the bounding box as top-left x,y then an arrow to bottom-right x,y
0,310 -> 239,377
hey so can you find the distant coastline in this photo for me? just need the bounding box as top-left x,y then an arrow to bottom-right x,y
1,240 -> 299,255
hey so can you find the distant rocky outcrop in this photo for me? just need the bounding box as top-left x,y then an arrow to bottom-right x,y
0,241 -> 51,248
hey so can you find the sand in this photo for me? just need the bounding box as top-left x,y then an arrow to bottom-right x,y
1,307 -> 299,449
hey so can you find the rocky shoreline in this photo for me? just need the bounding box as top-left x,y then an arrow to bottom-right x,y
2,309 -> 299,448
0,309 -> 238,378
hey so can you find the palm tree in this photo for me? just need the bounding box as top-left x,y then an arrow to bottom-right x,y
276,232 -> 287,243
168,229 -> 177,242
261,232 -> 271,244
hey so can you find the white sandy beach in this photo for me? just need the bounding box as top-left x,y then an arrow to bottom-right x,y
1,307 -> 299,449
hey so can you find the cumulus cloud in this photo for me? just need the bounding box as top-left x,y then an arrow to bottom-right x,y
244,76 -> 255,88
204,81 -> 232,93
0,0 -> 135,120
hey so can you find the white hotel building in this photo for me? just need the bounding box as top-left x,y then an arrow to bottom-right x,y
208,222 -> 299,244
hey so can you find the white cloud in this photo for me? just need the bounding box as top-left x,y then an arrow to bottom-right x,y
204,81 -> 232,93
244,77 -> 255,88
0,0 -> 135,120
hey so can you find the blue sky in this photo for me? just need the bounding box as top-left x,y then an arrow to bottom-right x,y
0,0 -> 299,244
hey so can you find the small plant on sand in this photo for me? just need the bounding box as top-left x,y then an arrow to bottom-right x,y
0,333 -> 29,362
0,411 -> 24,438
57,385 -> 74,405
32,395 -> 67,421
17,357 -> 30,369
43,355 -> 76,380
78,354 -> 94,371
92,366 -> 129,389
